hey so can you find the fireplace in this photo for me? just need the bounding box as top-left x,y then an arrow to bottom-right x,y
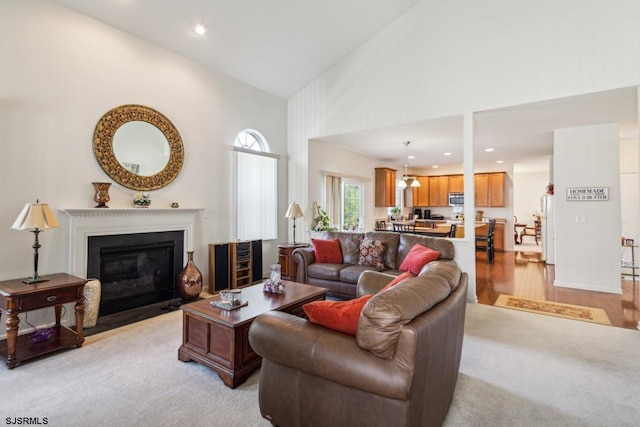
60,207 -> 200,325
87,231 -> 184,316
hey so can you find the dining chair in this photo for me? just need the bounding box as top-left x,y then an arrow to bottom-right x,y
393,223 -> 416,233
475,219 -> 496,263
449,224 -> 457,238
521,220 -> 541,245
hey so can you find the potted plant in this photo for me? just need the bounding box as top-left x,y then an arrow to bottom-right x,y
313,207 -> 337,232
390,206 -> 402,220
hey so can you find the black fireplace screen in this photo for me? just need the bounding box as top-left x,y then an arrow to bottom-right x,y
87,231 -> 184,316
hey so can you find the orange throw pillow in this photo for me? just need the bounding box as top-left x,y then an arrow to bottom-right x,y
312,238 -> 343,263
303,294 -> 373,336
380,271 -> 414,293
399,244 -> 440,275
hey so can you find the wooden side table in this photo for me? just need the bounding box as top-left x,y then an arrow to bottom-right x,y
278,243 -> 308,282
0,273 -> 87,369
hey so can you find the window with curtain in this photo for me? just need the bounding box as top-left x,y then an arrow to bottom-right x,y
235,130 -> 277,241
323,174 -> 365,231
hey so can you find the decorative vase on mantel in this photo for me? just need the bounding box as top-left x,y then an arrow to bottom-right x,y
92,182 -> 111,208
177,251 -> 203,302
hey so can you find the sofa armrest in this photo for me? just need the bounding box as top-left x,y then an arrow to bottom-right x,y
356,270 -> 396,297
292,246 -> 315,283
248,311 -> 412,400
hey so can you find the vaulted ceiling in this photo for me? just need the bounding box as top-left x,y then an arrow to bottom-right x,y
55,1 -> 637,169
55,0 -> 421,98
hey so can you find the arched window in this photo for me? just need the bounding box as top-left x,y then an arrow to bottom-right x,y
234,129 -> 277,241
234,129 -> 270,153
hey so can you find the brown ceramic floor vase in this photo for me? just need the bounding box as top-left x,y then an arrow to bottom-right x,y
92,182 -> 111,208
177,251 -> 203,301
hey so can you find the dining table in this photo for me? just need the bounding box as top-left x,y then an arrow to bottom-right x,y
376,220 -> 454,237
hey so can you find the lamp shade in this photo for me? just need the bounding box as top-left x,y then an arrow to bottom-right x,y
285,202 -> 304,219
11,201 -> 61,231
410,179 -> 421,187
397,179 -> 407,189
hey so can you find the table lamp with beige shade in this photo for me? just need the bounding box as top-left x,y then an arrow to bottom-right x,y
11,200 -> 61,284
285,202 -> 304,244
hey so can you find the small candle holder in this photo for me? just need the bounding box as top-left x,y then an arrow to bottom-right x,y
263,279 -> 285,294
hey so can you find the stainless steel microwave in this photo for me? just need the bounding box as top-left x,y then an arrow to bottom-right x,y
448,192 -> 464,206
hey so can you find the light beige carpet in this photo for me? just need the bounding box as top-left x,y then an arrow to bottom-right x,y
494,294 -> 611,325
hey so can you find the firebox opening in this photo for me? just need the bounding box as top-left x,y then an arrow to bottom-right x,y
87,231 -> 184,316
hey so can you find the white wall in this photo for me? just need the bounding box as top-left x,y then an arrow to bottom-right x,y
514,170 -> 550,225
288,0 -> 639,300
554,124 -> 621,293
0,2 -> 287,324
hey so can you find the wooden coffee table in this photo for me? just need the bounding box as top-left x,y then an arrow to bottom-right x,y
178,280 -> 326,388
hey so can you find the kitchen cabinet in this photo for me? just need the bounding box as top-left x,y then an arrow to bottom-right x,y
412,176 -> 430,206
375,168 -> 397,207
493,222 -> 505,252
428,176 -> 449,207
448,175 -> 464,193
412,174 -> 464,207
475,172 -> 505,207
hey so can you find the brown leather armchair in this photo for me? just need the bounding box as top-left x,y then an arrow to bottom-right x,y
249,262 -> 468,427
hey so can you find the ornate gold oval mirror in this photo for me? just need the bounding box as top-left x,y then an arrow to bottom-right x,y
93,104 -> 184,191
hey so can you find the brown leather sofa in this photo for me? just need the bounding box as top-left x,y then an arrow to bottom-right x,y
293,231 -> 456,299
249,260 -> 467,427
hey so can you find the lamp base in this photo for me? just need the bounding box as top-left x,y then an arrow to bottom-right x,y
22,276 -> 50,284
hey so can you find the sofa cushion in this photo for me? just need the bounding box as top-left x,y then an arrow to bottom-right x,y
312,238 -> 343,263
308,263 -> 346,281
323,232 -> 364,264
357,275 -> 451,359
397,234 -> 455,263
303,293 -> 374,336
358,239 -> 386,268
399,243 -> 441,275
339,265 -> 382,284
421,260 -> 462,291
365,232 -> 400,269
338,264 -> 381,285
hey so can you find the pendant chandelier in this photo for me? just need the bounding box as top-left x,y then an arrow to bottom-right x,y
397,141 -> 420,189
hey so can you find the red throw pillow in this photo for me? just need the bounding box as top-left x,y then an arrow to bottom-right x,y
312,238 -> 343,263
399,244 -> 441,275
380,271 -> 414,293
303,294 -> 373,336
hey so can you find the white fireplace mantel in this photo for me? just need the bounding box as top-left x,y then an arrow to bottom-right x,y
60,208 -> 202,278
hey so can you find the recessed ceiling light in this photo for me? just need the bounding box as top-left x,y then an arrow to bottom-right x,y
432,165 -> 439,168
496,160 -> 504,164
443,152 -> 452,156
193,23 -> 208,36
485,148 -> 494,152
408,155 -> 415,159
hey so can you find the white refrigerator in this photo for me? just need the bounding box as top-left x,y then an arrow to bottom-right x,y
541,195 -> 555,264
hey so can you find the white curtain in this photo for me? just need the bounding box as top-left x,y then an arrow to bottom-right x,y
237,151 -> 277,240
324,175 -> 341,227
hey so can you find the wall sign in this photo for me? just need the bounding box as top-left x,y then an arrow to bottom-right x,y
566,187 -> 609,201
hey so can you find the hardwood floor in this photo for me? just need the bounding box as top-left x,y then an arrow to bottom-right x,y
475,250 -> 640,330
